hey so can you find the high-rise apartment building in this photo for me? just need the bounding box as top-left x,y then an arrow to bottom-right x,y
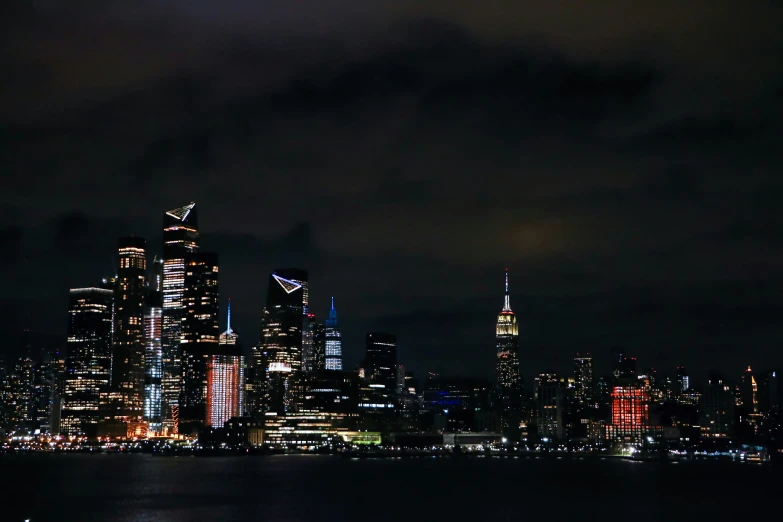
700,373 -> 735,437
535,370 -> 564,440
61,285 -> 114,436
110,236 -> 147,430
161,202 -> 199,433
179,252 -> 220,432
259,269 -> 308,413
607,384 -> 650,441
573,353 -> 594,405
143,291 -> 163,434
496,270 -> 520,409
324,297 -> 342,371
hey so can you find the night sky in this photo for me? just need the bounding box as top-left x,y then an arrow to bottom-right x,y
2,2 -> 782,385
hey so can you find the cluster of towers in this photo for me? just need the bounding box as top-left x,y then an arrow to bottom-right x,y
55,203 -> 350,438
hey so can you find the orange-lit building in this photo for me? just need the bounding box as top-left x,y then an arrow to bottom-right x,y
606,385 -> 650,441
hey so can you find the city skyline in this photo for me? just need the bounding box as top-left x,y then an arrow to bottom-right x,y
2,2 -> 782,385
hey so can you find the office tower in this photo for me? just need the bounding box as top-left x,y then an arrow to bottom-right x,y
535,370 -> 563,440
302,313 -> 316,373
259,269 -> 308,413
700,373 -> 735,437
110,236 -> 147,429
61,285 -> 114,436
179,252 -> 220,432
324,297 -> 343,371
207,300 -> 245,427
312,323 -> 326,372
608,384 -> 650,441
573,353 -> 593,405
143,291 -> 163,435
364,332 -> 397,391
496,270 -> 521,408
161,202 -> 199,433
675,366 -> 689,393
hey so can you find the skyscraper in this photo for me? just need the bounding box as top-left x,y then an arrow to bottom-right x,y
143,291 -> 163,435
312,323 -> 326,373
161,202 -> 199,433
324,297 -> 342,371
364,332 -> 397,392
573,353 -> 594,405
496,270 -> 520,409
61,285 -> 114,436
110,236 -> 147,430
207,300 -> 245,427
302,313 -> 316,373
179,252 -> 220,432
700,373 -> 735,438
259,269 -> 308,413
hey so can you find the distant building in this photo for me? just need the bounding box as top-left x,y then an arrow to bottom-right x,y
573,353 -> 593,405
161,202 -> 199,434
324,298 -> 343,371
535,370 -> 564,440
364,332 -> 397,393
258,269 -> 308,413
496,270 -> 520,409
676,366 -> 690,393
110,236 -> 147,431
61,285 -> 114,436
607,384 -> 650,441
143,291 -> 163,434
179,252 -> 220,433
301,313 -> 316,373
207,301 -> 245,428
700,373 -> 735,438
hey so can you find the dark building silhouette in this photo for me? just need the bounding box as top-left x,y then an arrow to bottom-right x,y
364,332 -> 397,392
700,373 -> 736,438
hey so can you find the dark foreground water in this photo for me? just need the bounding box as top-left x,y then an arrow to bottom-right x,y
2,454 -> 781,522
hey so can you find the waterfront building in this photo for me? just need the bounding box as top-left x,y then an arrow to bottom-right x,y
607,383 -> 650,441
179,252 -> 220,433
258,269 -> 308,413
161,202 -> 199,433
535,370 -> 564,440
143,291 -> 163,434
110,236 -> 147,431
324,298 -> 342,371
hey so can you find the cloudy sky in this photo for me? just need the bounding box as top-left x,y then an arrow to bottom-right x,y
2,1 -> 782,384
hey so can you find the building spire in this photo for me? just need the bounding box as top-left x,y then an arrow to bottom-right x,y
226,298 -> 232,333
502,269 -> 512,312
327,296 -> 338,325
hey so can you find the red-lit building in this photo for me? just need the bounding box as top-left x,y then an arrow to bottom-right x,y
206,354 -> 244,428
606,385 -> 650,441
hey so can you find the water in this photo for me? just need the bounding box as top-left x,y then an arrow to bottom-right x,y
3,454 -> 780,522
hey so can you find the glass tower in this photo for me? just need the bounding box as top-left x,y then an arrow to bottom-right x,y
143,291 -> 163,434
161,202 -> 199,433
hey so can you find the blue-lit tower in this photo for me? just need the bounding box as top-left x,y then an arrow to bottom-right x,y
324,297 -> 342,371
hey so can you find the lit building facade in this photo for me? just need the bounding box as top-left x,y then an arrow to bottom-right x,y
161,202 -> 199,433
179,252 -> 220,432
206,301 -> 245,427
607,385 -> 650,441
700,373 -> 735,437
258,269 -> 308,413
535,370 -> 564,440
496,270 -> 521,410
143,291 -> 163,434
324,297 -> 342,371
302,313 -> 316,373
110,236 -> 147,426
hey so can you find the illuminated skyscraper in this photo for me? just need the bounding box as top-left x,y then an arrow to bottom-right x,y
496,270 -> 520,409
161,202 -> 199,433
207,300 -> 245,427
324,297 -> 342,371
259,269 -> 307,413
676,366 -> 690,393
573,353 -> 594,405
364,332 -> 397,392
110,236 -> 147,428
61,285 -> 114,435
143,291 -> 163,434
535,370 -> 563,440
179,252 -> 220,433
607,384 -> 650,441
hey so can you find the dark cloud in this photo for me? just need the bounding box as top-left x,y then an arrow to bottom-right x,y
1,1 -> 782,383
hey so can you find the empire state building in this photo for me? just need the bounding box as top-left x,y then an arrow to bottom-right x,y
496,270 -> 521,409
